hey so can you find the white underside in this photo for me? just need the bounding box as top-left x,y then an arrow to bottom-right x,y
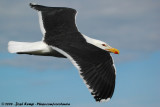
8,41 -> 52,55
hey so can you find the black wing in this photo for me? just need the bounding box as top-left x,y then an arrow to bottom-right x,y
49,33 -> 116,102
31,3 -> 116,102
30,3 -> 78,36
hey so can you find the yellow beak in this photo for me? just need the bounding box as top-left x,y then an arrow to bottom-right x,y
105,48 -> 119,54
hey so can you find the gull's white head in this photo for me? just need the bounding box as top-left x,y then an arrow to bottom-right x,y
82,35 -> 119,54
93,40 -> 119,54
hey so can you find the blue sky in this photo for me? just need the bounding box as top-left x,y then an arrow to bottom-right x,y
0,0 -> 160,107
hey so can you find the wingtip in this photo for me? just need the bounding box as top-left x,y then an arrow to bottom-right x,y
96,98 -> 111,103
29,3 -> 37,6
29,3 -> 47,11
29,3 -> 38,9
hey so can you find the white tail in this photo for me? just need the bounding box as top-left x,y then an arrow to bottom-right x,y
8,41 -> 51,55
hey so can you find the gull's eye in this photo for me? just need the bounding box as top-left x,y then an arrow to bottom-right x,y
102,44 -> 106,46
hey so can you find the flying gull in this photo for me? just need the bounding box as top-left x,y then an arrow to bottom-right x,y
8,3 -> 119,102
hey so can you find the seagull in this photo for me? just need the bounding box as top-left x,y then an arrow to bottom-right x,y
8,3 -> 119,102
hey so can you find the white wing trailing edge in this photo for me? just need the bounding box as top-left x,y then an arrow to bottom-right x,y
38,11 -> 46,38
